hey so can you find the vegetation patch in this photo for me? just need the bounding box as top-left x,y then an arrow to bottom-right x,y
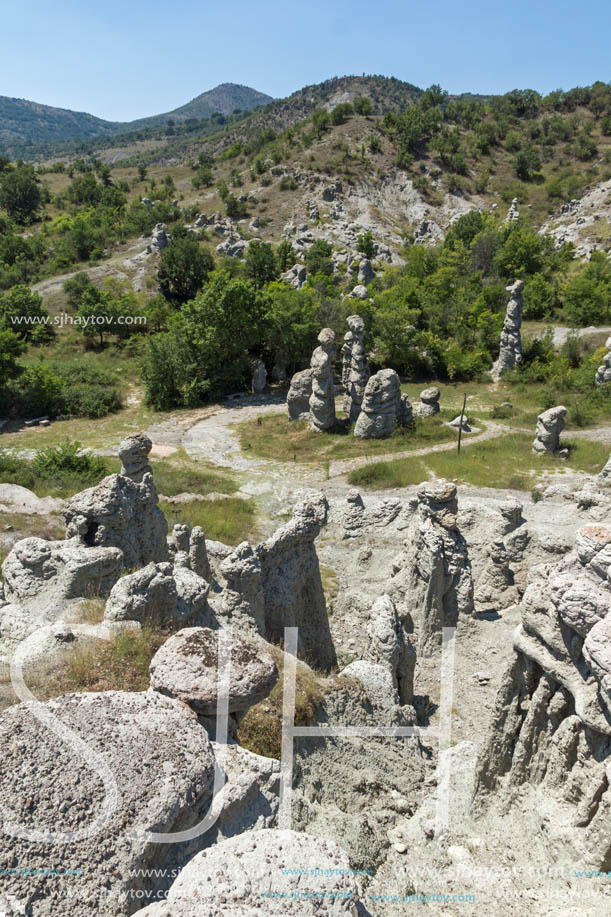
159,496 -> 256,545
348,432 -> 609,491
236,411 -> 458,464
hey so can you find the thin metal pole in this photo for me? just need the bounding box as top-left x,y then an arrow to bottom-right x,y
457,393 -> 467,455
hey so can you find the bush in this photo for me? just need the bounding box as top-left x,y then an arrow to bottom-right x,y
32,441 -> 108,482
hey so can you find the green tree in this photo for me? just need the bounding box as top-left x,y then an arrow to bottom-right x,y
353,97 -> 373,116
0,165 -> 41,223
312,108 -> 330,138
0,284 -> 53,342
305,239 -> 333,277
158,237 -> 214,303
63,272 -> 95,311
264,284 -> 322,374
356,231 -> 376,259
244,241 -> 277,289
0,327 -> 26,387
275,240 -> 295,273
562,253 -> 611,325
514,147 -> 541,181
137,164 -> 148,182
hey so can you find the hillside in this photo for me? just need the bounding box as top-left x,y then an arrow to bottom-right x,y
0,84 -> 272,159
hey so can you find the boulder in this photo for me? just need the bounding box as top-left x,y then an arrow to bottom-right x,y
348,283 -> 368,300
287,368 -> 312,422
357,258 -> 375,285
532,405 -> 567,454
412,386 -> 440,418
149,626 -> 278,715
0,691 -> 216,916
131,829 -> 361,916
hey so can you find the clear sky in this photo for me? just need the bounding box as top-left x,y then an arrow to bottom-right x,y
1,0 -> 609,122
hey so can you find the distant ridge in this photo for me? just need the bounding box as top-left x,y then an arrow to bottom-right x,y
0,83 -> 273,157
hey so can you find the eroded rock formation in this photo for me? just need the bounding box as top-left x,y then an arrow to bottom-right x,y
354,368 -> 406,438
64,434 -> 168,568
256,492 -> 336,670
287,367 -> 313,421
131,829 -> 362,916
532,404 -> 567,454
390,480 -> 474,656
309,328 -> 337,432
595,350 -> 611,386
474,524 -> 611,869
491,279 -> 524,380
343,314 -> 370,422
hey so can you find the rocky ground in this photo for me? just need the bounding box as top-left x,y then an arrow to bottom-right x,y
1,394 -> 610,916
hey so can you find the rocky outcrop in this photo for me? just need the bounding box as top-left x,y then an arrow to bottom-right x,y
532,404 -> 567,454
357,258 -> 375,285
595,350 -> 611,386
64,434 -> 168,569
412,386 -> 440,418
491,279 -> 524,380
390,481 -> 473,656
353,368 -> 403,438
149,626 -> 278,716
287,367 -> 312,421
309,328 -> 337,433
104,559 -> 212,629
256,492 -> 336,670
599,454 -> 611,483
251,358 -> 267,394
473,524 -> 611,869
341,329 -> 353,389
343,314 -> 370,422
0,536 -> 122,664
131,829 -> 363,916
280,262 -> 307,289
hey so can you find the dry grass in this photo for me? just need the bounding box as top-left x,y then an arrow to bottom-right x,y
237,645 -> 325,759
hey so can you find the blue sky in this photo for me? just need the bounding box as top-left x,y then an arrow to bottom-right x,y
1,0 -> 609,121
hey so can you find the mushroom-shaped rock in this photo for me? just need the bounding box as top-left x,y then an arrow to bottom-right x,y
149,626 -> 278,715
118,432 -> 153,482
413,386 -> 441,418
131,829 -> 361,917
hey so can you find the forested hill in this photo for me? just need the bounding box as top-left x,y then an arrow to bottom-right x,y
0,84 -> 272,158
